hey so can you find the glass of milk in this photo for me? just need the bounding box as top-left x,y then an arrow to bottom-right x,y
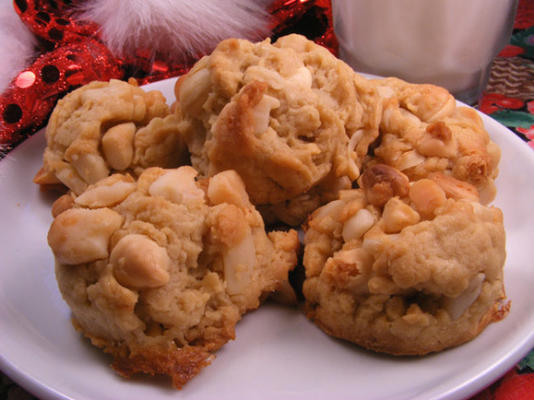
332,0 -> 518,104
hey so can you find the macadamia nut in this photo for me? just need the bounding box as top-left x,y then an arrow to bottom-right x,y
111,234 -> 170,289
48,208 -> 123,265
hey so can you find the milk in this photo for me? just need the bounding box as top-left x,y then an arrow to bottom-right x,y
332,0 -> 518,103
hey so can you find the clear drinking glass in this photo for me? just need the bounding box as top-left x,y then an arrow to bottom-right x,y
332,0 -> 519,104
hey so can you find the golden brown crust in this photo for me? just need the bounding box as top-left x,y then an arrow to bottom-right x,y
174,34 -> 381,225
307,292 -> 511,356
302,169 -> 508,356
50,167 -> 298,387
111,346 -> 214,389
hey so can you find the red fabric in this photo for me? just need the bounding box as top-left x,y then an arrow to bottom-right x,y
515,0 -> 534,30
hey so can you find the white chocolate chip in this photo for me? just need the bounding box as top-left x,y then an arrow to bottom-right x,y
252,94 -> 280,135
289,66 -> 312,89
312,199 -> 346,224
443,273 -> 485,320
149,166 -> 205,204
343,208 -> 376,242
429,172 -> 480,202
224,229 -> 256,295
396,150 -> 425,171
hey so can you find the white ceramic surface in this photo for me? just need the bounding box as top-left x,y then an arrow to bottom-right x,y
1,78 -> 533,400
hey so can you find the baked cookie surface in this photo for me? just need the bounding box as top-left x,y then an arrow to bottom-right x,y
370,77 -> 501,204
35,79 -> 188,195
48,166 -> 299,387
174,34 -> 381,225
303,164 -> 509,355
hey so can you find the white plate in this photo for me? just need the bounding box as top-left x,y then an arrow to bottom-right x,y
1,77 -> 533,400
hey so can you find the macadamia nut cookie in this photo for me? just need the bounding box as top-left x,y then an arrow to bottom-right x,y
370,77 -> 501,204
48,166 -> 299,387
174,34 -> 381,225
34,79 -> 188,194
303,164 -> 509,355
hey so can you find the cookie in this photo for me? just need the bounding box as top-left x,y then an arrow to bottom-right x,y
302,164 -> 509,355
48,166 -> 299,387
34,79 -> 188,195
174,34 -> 381,225
370,77 -> 500,204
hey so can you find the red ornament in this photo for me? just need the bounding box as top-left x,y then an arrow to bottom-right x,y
0,39 -> 122,145
269,0 -> 338,55
14,0 -> 99,47
121,49 -> 194,86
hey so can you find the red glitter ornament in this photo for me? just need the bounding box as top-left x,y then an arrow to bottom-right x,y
14,0 -> 99,48
269,0 -> 338,55
0,39 -> 121,145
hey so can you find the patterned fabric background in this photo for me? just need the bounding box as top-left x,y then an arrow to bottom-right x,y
480,0 -> 534,151
470,0 -> 534,395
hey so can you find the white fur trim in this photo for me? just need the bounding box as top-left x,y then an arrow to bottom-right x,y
0,2 -> 37,93
76,0 -> 273,63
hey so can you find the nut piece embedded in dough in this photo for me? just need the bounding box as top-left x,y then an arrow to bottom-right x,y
342,208 -> 376,242
417,121 -> 457,158
102,122 -> 136,171
207,170 -> 251,208
360,164 -> 410,207
251,94 -> 280,135
149,166 -> 205,204
443,273 -> 485,320
110,234 -> 171,289
302,184 -> 508,356
224,228 -> 256,296
74,174 -> 136,208
409,179 -> 447,218
382,197 -> 421,234
428,172 -> 480,202
69,152 -> 110,186
48,208 -> 123,265
35,79 -> 171,195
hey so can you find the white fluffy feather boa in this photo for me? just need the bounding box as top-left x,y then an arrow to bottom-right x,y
0,3 -> 37,93
76,0 -> 272,60
0,0 -> 272,92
